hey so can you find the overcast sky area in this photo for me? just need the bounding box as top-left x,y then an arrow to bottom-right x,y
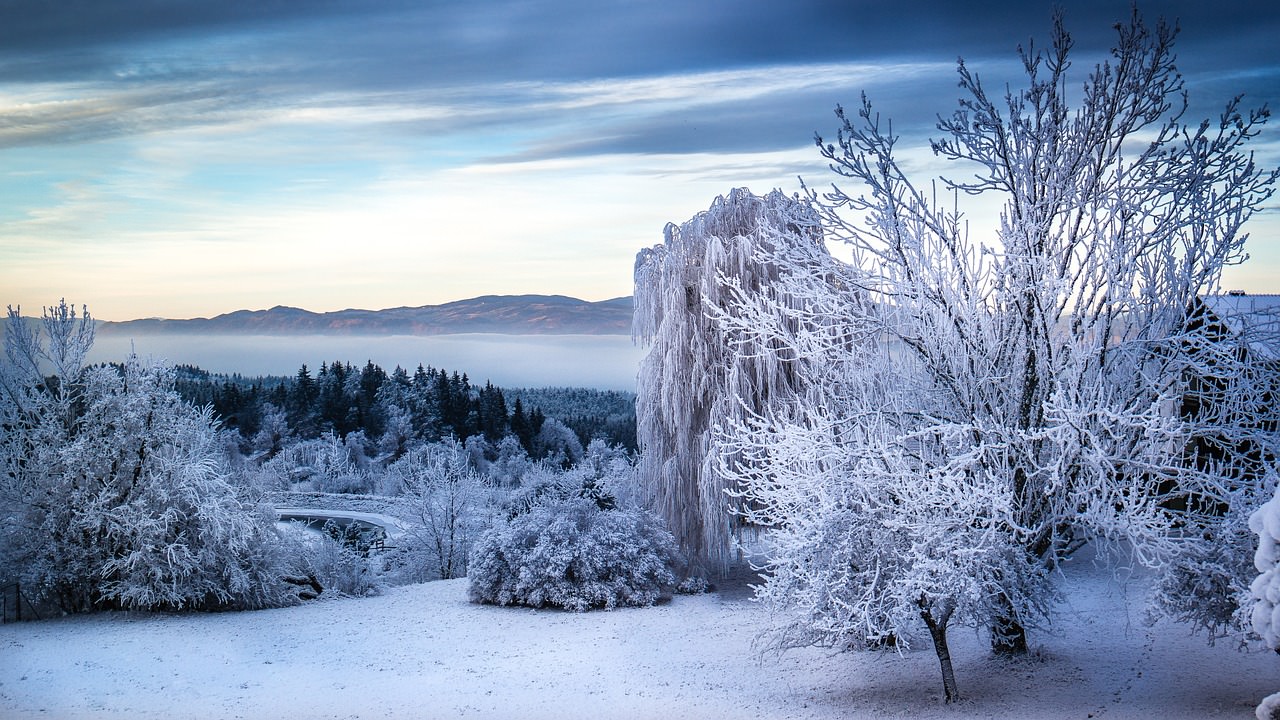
1,1 -> 1277,321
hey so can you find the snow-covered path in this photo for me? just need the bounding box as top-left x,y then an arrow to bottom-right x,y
1,553 -> 1275,719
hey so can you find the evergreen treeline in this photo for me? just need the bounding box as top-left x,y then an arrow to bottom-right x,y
506,387 -> 638,453
172,362 -> 636,457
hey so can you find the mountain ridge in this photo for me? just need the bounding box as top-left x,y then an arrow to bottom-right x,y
96,294 -> 634,336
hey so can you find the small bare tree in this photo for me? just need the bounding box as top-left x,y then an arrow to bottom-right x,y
389,439 -> 491,580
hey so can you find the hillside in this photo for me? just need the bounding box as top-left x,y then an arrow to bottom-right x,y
95,295 -> 633,336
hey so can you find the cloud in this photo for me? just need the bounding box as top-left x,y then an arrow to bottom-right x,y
3,1 -> 1272,80
1,2 -> 1274,152
2,1 -> 1276,320
0,56 -> 957,164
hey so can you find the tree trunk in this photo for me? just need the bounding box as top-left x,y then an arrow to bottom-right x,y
920,604 -> 960,703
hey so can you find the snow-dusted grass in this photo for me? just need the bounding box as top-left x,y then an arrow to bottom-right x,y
1,550 -> 1274,719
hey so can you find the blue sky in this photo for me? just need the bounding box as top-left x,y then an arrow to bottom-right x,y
2,0 -> 1277,321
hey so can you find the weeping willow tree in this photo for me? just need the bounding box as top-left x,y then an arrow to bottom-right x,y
633,188 -> 828,577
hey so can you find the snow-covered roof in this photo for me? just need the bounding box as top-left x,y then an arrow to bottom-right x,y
1201,293 -> 1280,361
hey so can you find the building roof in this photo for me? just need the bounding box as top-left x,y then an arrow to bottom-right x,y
1202,293 -> 1280,361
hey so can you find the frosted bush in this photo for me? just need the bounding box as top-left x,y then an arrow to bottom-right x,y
256,433 -> 373,494
1249,484 -> 1280,647
1248,479 -> 1280,720
1258,692 -> 1280,720
1152,497 -> 1258,640
313,432 -> 373,494
488,435 -> 533,487
676,576 -> 710,594
0,302 -> 294,613
499,463 -> 586,518
535,417 -> 583,464
467,497 -> 679,611
277,521 -> 381,599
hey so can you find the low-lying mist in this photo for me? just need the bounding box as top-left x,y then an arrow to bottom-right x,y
88,333 -> 643,390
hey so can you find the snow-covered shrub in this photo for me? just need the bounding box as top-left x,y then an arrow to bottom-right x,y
499,462 -> 585,518
1249,483 -> 1280,648
376,405 -> 414,463
315,472 -> 372,495
464,435 -> 493,475
1152,493 -> 1260,641
488,435 -> 533,487
535,417 -> 584,465
277,521 -> 381,599
1258,692 -> 1280,720
256,432 -> 372,494
496,447 -> 634,521
1249,482 -> 1280,720
580,438 -> 639,509
257,439 -> 324,489
676,576 -> 710,595
251,403 -> 290,460
313,432 -> 373,494
467,497 -> 679,611
0,302 -> 292,612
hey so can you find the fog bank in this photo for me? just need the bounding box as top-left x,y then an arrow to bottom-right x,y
88,333 -> 643,390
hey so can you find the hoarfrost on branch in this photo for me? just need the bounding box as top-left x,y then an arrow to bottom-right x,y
703,8 -> 1276,702
633,187 -> 826,576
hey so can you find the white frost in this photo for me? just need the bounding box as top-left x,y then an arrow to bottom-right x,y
1250,484 -> 1280,648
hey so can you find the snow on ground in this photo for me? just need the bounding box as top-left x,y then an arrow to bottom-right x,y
1,549 -> 1276,719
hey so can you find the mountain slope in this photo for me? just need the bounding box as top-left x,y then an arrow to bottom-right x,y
97,295 -> 633,336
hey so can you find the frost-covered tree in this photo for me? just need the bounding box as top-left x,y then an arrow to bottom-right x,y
0,301 -> 290,612
310,430 -> 370,494
488,434 -> 533,487
580,438 -> 641,509
1152,296 -> 1280,639
251,402 -> 290,460
377,404 -> 415,463
388,439 -> 492,580
633,188 -> 825,576
711,8 -> 1276,701
534,416 -> 583,466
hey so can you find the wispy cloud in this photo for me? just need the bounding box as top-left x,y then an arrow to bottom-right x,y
1,1 -> 1276,320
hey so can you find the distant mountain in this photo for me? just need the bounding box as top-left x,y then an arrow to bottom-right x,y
97,295 -> 634,336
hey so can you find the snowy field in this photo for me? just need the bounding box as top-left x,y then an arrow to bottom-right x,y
2,550 -> 1275,719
